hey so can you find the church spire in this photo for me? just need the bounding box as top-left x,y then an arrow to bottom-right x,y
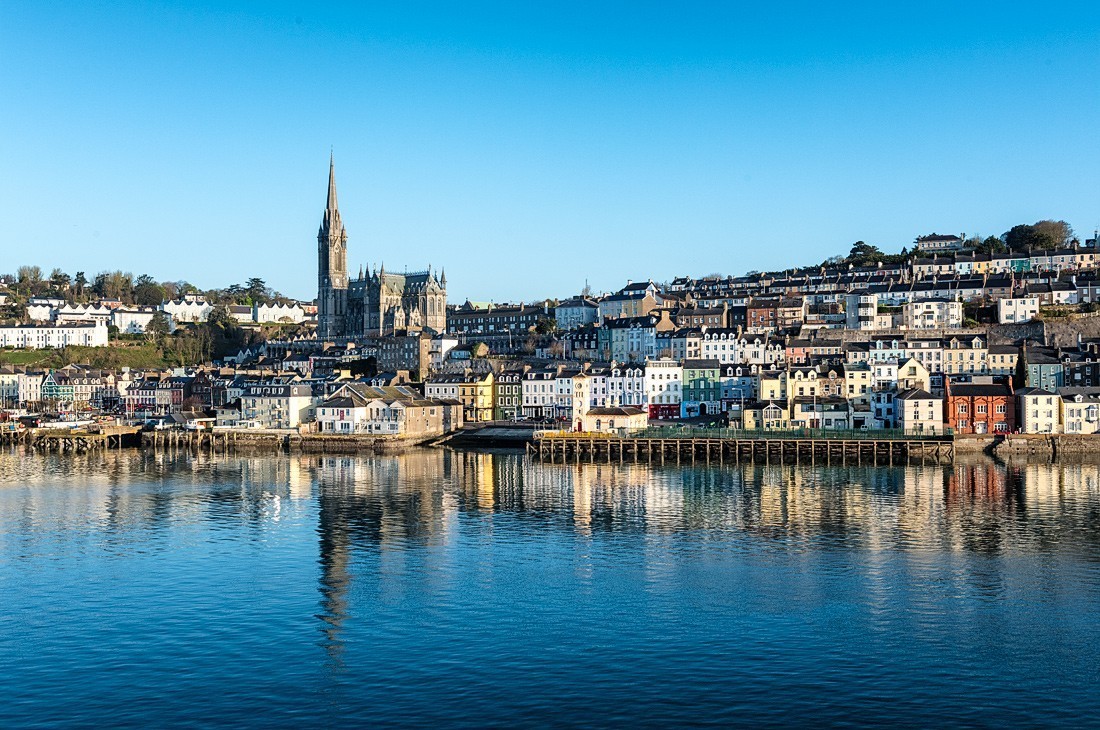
326,151 -> 338,213
319,152 -> 345,244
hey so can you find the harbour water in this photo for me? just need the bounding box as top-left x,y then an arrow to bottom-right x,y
1,448 -> 1099,727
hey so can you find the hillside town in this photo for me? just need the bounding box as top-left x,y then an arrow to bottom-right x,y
3,165 -> 1100,442
3,227 -> 1100,440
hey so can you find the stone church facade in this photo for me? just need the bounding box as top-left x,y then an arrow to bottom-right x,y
317,156 -> 446,338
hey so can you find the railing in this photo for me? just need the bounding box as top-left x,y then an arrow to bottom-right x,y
539,426 -> 952,441
631,426 -> 952,441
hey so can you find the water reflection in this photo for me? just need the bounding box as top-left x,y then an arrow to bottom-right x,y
3,448 -> 1100,554
3,447 -> 1100,727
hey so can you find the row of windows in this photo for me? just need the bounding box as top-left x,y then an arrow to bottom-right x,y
956,403 -> 1008,414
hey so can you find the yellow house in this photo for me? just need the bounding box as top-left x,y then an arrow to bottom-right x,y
743,400 -> 790,430
459,371 -> 495,422
787,367 -> 822,399
756,370 -> 786,401
896,357 -> 931,392
944,336 -> 988,375
987,345 -> 1019,377
844,362 -> 873,406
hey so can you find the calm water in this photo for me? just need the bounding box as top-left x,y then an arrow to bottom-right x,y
1,448 -> 1099,728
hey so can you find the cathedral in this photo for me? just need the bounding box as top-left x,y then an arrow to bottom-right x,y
316,155 -> 447,339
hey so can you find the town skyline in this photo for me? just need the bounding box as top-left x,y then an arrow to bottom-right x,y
1,210 -> 1092,310
4,3 -> 1100,302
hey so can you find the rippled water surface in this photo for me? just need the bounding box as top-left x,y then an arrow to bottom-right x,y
2,448 -> 1099,728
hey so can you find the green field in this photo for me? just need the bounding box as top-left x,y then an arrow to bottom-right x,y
0,344 -> 172,370
0,349 -> 51,366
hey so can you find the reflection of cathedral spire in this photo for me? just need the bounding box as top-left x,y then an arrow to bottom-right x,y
316,465 -> 352,666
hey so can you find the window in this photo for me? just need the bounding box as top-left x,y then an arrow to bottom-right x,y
995,404 -> 1006,414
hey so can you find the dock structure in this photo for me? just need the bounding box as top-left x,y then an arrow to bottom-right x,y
30,426 -> 142,453
144,429 -> 256,453
528,432 -> 954,466
1,428 -> 28,445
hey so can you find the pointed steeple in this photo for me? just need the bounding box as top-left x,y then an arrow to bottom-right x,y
318,152 -> 346,245
440,268 -> 447,286
326,151 -> 338,212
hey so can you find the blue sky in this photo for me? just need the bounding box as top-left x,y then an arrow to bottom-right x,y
2,2 -> 1098,303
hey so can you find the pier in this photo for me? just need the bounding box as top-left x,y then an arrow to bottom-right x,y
528,431 -> 954,466
30,426 -> 142,453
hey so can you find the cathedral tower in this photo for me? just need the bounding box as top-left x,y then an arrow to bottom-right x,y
317,153 -> 348,338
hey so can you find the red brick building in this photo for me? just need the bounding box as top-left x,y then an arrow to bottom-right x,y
945,379 -> 1015,434
746,299 -> 778,332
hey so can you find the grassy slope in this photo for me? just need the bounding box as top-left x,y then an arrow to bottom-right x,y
0,344 -> 171,370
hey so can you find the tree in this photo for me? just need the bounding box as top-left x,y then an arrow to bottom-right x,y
74,272 -> 87,297
245,277 -> 269,305
847,241 -> 884,264
973,236 -> 1006,255
1004,220 -> 1074,252
93,270 -> 134,301
48,268 -> 70,291
16,265 -> 42,295
144,312 -> 171,345
133,274 -> 166,306
207,304 -> 234,330
534,317 -> 557,335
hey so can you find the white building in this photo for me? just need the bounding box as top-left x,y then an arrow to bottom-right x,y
903,299 -> 962,330
162,295 -> 213,323
17,371 -> 44,406
737,336 -> 785,367
1017,388 -> 1061,434
253,302 -> 306,324
26,297 -> 65,321
228,305 -> 254,324
555,370 -> 592,426
607,364 -> 646,408
1059,388 -> 1100,434
644,358 -> 682,418
554,297 -> 599,331
0,367 -> 19,406
429,336 -> 459,372
586,367 -> 609,410
845,290 -> 879,331
998,296 -> 1040,324
424,374 -> 462,402
521,368 -> 558,419
581,406 -> 648,434
113,307 -> 175,335
0,322 -> 108,349
699,328 -> 740,363
239,383 -> 314,429
895,389 -> 944,435
54,304 -> 114,326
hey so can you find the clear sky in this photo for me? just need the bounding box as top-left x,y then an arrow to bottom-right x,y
2,2 -> 1098,303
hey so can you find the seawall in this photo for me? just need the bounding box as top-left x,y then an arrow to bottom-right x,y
142,429 -> 437,454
